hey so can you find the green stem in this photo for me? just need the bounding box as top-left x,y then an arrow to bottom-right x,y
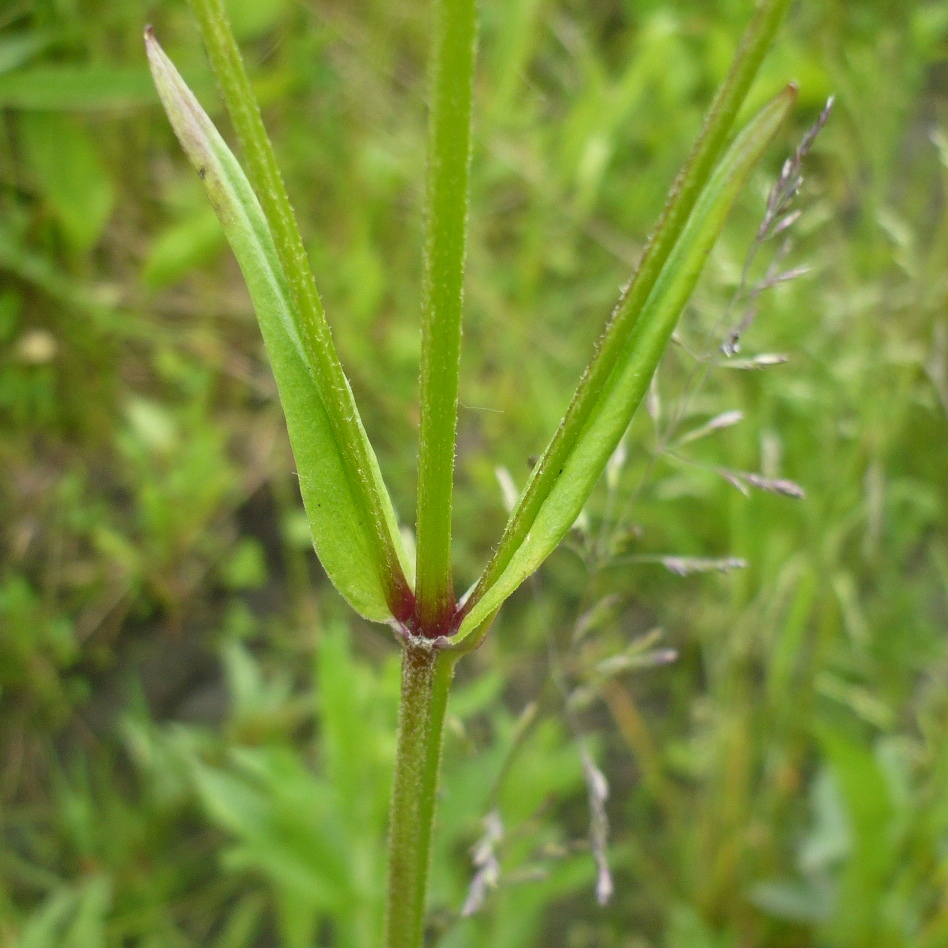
414,0 -> 478,632
463,0 -> 792,618
385,641 -> 457,948
187,0 -> 412,618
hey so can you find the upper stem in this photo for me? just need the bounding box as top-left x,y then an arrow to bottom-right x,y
414,0 -> 478,632
385,641 -> 457,948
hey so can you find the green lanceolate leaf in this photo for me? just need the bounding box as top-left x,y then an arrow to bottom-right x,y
457,86 -> 796,641
184,0 -> 415,623
146,32 -> 413,623
456,0 -> 793,641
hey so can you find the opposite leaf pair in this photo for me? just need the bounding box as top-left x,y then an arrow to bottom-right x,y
146,0 -> 793,645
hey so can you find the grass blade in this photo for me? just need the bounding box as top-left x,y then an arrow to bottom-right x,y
146,33 -> 412,623
184,0 -> 414,621
458,87 -> 797,639
414,0 -> 478,633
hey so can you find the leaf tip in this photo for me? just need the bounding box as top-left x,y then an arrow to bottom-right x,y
779,82 -> 800,113
143,27 -> 220,192
143,25 -> 173,89
143,25 -> 165,73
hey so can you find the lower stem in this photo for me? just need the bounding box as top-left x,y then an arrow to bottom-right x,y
385,638 -> 457,948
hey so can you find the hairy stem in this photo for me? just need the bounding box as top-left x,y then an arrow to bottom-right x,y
385,642 -> 457,948
415,0 -> 478,632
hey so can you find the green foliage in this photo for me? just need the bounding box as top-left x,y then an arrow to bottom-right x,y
20,113 -> 115,251
0,574 -> 77,714
149,0 -> 792,650
461,0 -> 793,640
16,877 -> 112,948
1,0 -> 947,945
0,66 -> 157,109
100,626 -> 590,947
185,0 -> 415,623
146,32 -> 413,623
143,208 -> 224,289
188,632 -> 395,947
458,87 -> 794,639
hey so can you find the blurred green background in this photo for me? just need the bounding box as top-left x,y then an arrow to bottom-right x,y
2,0 -> 947,945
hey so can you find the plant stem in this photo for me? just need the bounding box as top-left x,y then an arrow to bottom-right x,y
385,641 -> 457,948
414,0 -> 478,632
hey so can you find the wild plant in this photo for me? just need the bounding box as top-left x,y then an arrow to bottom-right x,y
145,0 -> 795,944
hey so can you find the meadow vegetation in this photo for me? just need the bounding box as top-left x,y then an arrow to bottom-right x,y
1,0 -> 947,945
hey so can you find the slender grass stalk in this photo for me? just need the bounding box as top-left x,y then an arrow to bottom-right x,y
385,644 -> 457,948
187,0 -> 413,619
415,0 -> 478,633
